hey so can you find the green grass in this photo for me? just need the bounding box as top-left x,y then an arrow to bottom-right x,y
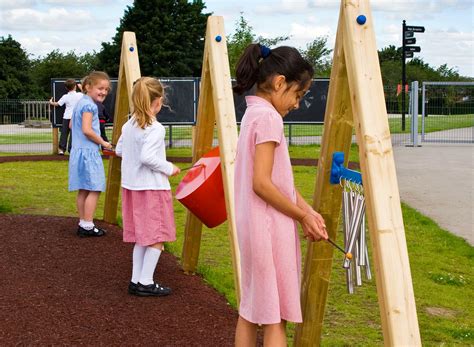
0,133 -> 52,144
388,114 -> 474,134
0,148 -> 472,345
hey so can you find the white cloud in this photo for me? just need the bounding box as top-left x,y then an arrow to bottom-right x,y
1,7 -> 94,31
289,22 -> 332,41
44,0 -> 115,5
0,0 -> 36,9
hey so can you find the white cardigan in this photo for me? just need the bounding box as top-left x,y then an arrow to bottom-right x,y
115,117 -> 173,190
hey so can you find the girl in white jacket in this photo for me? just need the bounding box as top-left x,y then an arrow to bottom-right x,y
116,77 -> 180,297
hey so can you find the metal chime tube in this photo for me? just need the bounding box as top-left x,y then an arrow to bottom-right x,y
342,188 -> 353,293
358,214 -> 366,266
343,194 -> 366,269
355,240 -> 362,286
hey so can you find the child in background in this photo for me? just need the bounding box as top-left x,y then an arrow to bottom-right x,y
233,44 -> 328,346
69,71 -> 113,237
95,100 -> 110,144
115,77 -> 180,297
49,79 -> 83,154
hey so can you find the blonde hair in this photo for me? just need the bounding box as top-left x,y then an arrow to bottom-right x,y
82,71 -> 111,95
132,77 -> 165,129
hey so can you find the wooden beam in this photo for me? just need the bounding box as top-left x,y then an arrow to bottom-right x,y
103,32 -> 141,224
341,1 -> 421,345
181,22 -> 217,272
294,4 -> 354,345
181,16 -> 241,304
207,16 -> 241,303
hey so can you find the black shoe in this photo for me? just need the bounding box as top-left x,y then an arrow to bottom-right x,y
77,225 -> 106,238
128,281 -> 138,295
136,282 -> 171,297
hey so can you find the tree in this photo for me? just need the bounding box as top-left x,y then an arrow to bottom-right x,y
301,37 -> 332,77
0,35 -> 37,99
227,14 -> 289,76
378,45 -> 402,64
30,50 -> 96,98
96,0 -> 210,77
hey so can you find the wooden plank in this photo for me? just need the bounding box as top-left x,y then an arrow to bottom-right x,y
52,128 -> 59,154
103,32 -> 141,224
341,1 -> 421,345
294,4 -> 354,345
207,16 -> 241,303
181,22 -> 216,273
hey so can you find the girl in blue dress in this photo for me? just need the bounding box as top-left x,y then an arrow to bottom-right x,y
69,71 -> 113,237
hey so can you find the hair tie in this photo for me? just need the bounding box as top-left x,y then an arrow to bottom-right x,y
259,44 -> 271,59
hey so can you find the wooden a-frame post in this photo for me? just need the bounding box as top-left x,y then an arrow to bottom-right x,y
181,16 -> 241,304
103,32 -> 141,223
294,1 -> 421,346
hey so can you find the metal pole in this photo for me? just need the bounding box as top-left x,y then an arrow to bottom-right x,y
412,81 -> 419,147
169,124 -> 173,148
288,124 -> 292,146
402,20 -> 406,131
421,82 -> 426,142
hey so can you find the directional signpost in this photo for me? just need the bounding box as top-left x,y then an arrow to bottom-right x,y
401,20 -> 425,130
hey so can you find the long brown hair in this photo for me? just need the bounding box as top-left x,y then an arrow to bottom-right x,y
233,44 -> 314,95
131,77 -> 165,129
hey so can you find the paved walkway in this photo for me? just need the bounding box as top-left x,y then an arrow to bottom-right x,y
393,143 -> 473,246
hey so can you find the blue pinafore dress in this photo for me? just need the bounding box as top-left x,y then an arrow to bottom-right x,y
68,95 -> 105,192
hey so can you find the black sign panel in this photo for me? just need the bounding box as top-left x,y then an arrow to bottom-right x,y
405,31 -> 414,38
404,51 -> 414,58
404,46 -> 421,52
51,78 -> 196,127
52,78 -> 330,127
405,25 -> 425,33
233,79 -> 329,123
404,38 -> 416,45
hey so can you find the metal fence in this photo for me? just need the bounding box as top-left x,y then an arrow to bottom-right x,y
421,82 -> 474,143
0,82 -> 472,153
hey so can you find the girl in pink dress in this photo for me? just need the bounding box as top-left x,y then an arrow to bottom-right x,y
116,77 -> 181,297
233,44 -> 329,346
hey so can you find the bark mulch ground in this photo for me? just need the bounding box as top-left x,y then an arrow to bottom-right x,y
0,214 -> 238,346
0,154 -> 357,345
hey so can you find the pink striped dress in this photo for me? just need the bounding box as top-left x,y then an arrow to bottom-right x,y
234,96 -> 302,324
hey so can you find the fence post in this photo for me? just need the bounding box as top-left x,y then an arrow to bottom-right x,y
288,124 -> 292,145
421,82 -> 426,142
411,81 -> 419,147
168,124 -> 173,148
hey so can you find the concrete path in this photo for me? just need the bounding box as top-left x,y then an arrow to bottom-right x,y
393,143 -> 473,246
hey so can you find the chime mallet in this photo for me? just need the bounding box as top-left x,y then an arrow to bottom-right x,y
327,238 -> 352,259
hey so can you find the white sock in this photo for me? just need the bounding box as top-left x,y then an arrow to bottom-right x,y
79,220 -> 94,230
139,247 -> 162,285
78,219 -> 85,226
131,244 -> 146,284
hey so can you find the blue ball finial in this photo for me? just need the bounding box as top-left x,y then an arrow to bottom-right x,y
356,15 -> 366,25
215,35 -> 222,42
129,46 -> 135,52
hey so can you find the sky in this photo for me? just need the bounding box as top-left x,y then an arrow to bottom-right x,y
0,0 -> 473,77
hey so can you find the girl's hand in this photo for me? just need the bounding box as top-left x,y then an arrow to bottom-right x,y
102,141 -> 113,150
171,164 -> 181,176
300,212 -> 328,242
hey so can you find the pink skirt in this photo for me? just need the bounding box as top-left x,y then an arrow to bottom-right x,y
121,188 -> 176,246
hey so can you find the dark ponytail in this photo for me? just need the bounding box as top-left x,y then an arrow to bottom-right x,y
233,44 -> 314,95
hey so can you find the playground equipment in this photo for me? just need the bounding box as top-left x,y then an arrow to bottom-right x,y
103,31 -> 141,224
331,151 -> 371,293
294,1 -> 421,345
179,16 -> 241,304
176,146 -> 227,228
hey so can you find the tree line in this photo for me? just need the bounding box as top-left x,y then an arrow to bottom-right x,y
0,0 -> 471,100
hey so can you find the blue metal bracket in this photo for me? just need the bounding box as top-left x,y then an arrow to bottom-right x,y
330,152 -> 363,185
